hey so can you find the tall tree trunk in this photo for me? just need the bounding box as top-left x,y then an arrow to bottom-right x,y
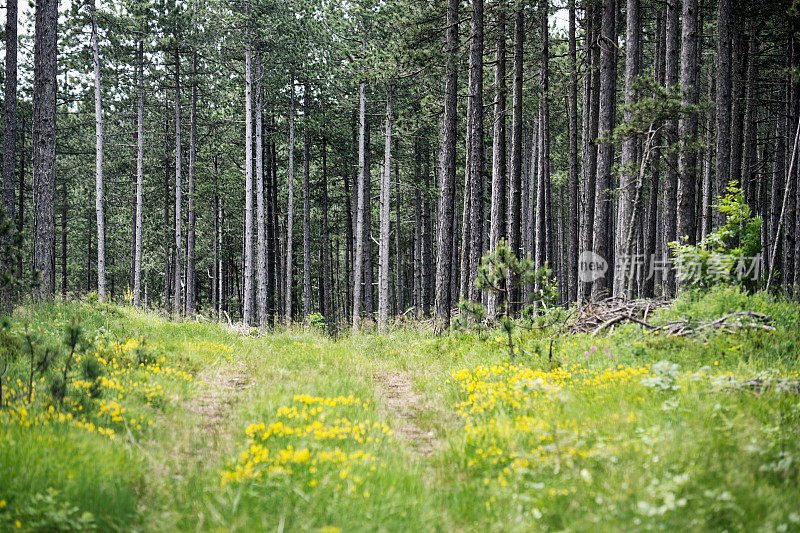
321,135 -> 335,335
242,33 -> 254,324
435,0 -> 459,328
741,27 -> 759,208
677,0 -> 699,251
535,0 -> 550,278
352,69 -> 367,332
614,0 -> 640,296
60,178 -> 66,296
32,0 -> 58,300
256,56 -> 267,326
422,139 -> 433,316
488,0 -> 506,318
715,0 -> 732,228
173,45 -> 183,318
213,153 -> 219,317
1,0 -> 17,312
133,39 -> 144,307
302,85 -> 312,319
185,51 -> 198,315
163,94 -> 171,312
729,30 -> 747,189
578,2 -> 600,302
507,4 -> 524,310
285,78 -> 295,324
467,0 -> 485,303
378,83 -> 392,332
394,139 -> 404,314
413,140 -> 423,315
701,55 -> 715,240
590,0 -> 617,300
364,120 -> 374,317
91,0 -> 106,302
661,0 -> 679,296
566,0 -> 579,303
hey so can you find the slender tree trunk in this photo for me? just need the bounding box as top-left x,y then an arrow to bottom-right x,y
255,59 -> 267,326
435,0 -> 459,328
90,0 -> 106,302
302,85 -> 312,319
242,33 -> 254,324
285,78 -> 295,324
352,69 -> 367,332
566,0 -> 579,303
133,39 -> 144,307
414,141 -> 423,315
730,30 -> 746,189
488,1 -> 506,318
378,83 -> 392,331
364,120 -> 374,317
677,0 -> 699,251
173,45 -> 183,318
321,135 -> 335,334
186,51 -> 197,314
394,140 -> 404,314
590,0 -> 618,300
613,0 -> 640,296
466,0 -> 485,303
1,0 -> 17,312
507,4 -> 524,310
741,27 -> 759,208
422,139 -> 433,316
660,0 -> 679,296
701,56 -> 715,240
60,178 -> 66,296
163,94 -> 171,312
715,0 -> 732,227
32,0 -> 57,300
213,153 -> 219,317
535,0 -> 550,279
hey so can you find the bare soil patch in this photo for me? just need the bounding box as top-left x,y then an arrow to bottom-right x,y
374,371 -> 439,458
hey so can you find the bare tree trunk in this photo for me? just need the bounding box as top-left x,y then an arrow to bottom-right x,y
91,0 -> 106,302
285,78 -> 295,324
741,27 -> 759,207
435,0 -> 459,329
578,2 -> 599,302
378,83 -> 392,331
715,0 -> 732,228
422,139 -> 433,316
321,135 -> 335,334
1,0 -> 17,312
256,53 -> 267,326
730,30 -> 746,190
394,140 -> 404,314
302,84 -> 312,320
661,0 -> 679,297
488,1 -> 506,318
701,55 -> 715,240
507,4 -> 524,310
213,153 -> 219,317
32,0 -> 57,300
466,0 -> 485,303
185,51 -> 197,314
173,45 -> 183,318
590,0 -> 617,300
352,70 -> 367,332
133,39 -> 144,307
535,0 -> 550,278
677,0 -> 699,251
364,120 -> 374,317
566,0 -> 578,303
614,0 -> 640,297
413,140 -> 423,315
163,95 -> 171,312
242,32 -> 254,324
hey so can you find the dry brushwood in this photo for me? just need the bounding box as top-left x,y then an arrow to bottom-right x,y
571,299 -> 775,340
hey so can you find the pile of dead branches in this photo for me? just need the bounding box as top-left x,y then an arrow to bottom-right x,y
570,298 -> 671,335
571,298 -> 775,339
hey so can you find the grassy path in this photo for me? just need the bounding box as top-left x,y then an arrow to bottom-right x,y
373,370 -> 439,458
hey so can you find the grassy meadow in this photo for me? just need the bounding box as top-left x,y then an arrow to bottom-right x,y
1,286 -> 800,531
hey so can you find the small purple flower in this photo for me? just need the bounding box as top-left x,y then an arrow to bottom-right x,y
590,346 -> 597,352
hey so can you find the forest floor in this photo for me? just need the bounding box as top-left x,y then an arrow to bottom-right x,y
2,286 -> 800,531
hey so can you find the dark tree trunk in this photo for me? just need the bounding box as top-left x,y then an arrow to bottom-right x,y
32,0 -> 58,300
434,0 -> 459,328
302,85 -> 312,319
715,0 -> 732,228
507,4 -> 524,310
467,0 -> 485,303
566,0 -> 579,303
677,0 -> 699,250
186,51 -> 198,315
173,45 -> 183,318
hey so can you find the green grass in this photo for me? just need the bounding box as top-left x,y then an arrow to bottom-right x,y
1,286 -> 799,531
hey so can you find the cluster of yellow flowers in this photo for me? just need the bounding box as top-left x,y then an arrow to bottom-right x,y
183,340 -> 234,362
221,394 -> 390,494
0,337 -> 193,441
450,362 -> 652,487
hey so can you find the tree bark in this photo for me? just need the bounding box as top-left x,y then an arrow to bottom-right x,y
352,70 -> 367,331
378,83 -> 392,332
535,0 -> 550,278
466,0 -> 485,303
185,51 -> 198,315
133,38 -> 144,307
285,78 -> 295,324
507,4 -> 524,310
32,0 -> 58,300
173,45 -> 183,318
590,0 -> 617,300
91,0 -> 106,302
256,53 -> 267,326
677,0 -> 699,249
715,0 -> 732,228
434,0 -> 459,328
302,84 -> 312,320
321,135 -> 335,335
566,0 -> 578,303
243,32 -> 254,324
1,0 -> 17,312
488,1 -> 506,318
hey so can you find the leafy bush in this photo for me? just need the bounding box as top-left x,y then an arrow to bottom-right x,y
670,182 -> 762,290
